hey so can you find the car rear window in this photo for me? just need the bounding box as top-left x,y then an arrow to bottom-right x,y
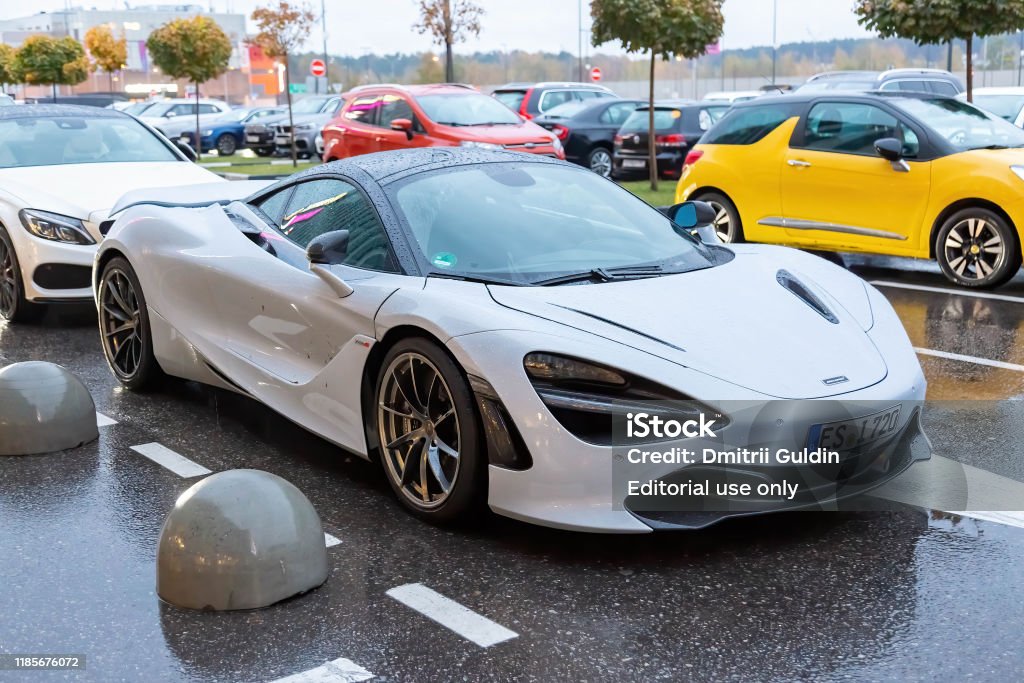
620,108 -> 681,133
702,104 -> 799,145
493,90 -> 526,111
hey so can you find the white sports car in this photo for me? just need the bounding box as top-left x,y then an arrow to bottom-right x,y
95,149 -> 930,533
0,104 -> 221,322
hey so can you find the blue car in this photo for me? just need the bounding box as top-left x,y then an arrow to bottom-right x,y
182,106 -> 286,156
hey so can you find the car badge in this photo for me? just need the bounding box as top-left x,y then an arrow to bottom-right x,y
633,135 -> 640,144
822,375 -> 850,386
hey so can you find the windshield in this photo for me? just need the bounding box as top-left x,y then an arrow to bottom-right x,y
388,163 -> 715,284
972,94 -> 1024,122
0,115 -> 180,168
292,97 -> 331,114
418,93 -> 522,126
620,109 -> 681,133
891,97 -> 1024,150
122,102 -> 155,116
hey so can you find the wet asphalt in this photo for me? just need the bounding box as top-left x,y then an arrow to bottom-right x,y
2,255 -> 1024,682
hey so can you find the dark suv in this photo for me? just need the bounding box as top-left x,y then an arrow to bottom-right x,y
492,82 -> 617,119
244,95 -> 343,156
612,100 -> 729,180
796,69 -> 964,96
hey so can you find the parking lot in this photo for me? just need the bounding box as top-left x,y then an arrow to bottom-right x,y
2,255 -> 1024,683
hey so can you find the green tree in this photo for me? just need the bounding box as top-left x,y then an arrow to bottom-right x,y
146,16 -> 232,157
0,43 -> 20,91
855,0 -> 1024,101
251,1 -> 317,167
414,0 -> 484,83
592,0 -> 724,190
85,25 -> 127,93
15,35 -> 89,101
414,52 -> 445,83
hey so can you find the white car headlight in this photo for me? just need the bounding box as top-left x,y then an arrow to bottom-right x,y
1011,165 -> 1024,181
460,140 -> 503,151
295,123 -> 315,131
19,209 -> 94,245
202,129 -> 213,136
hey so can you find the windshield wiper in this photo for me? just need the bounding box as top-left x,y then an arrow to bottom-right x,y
534,265 -> 666,286
427,271 -> 526,287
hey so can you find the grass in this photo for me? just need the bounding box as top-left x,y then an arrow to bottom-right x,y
618,180 -> 678,207
201,158 -> 320,178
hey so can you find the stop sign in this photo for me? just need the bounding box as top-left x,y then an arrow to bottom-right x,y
590,66 -> 602,82
310,59 -> 327,77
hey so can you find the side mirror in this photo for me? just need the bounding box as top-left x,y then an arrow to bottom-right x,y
306,229 -> 349,265
174,139 -> 197,162
874,137 -> 903,162
390,117 -> 414,140
660,201 -> 721,244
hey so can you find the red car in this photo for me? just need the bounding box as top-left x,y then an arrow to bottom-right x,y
321,84 -> 564,161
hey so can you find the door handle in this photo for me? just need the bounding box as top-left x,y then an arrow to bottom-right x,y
787,159 -> 812,168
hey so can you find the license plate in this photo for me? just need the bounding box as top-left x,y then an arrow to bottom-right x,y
807,406 -> 902,451
622,159 -> 646,169
275,136 -> 290,145
246,134 -> 261,142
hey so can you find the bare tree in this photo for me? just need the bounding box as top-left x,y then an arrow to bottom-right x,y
413,0 -> 483,83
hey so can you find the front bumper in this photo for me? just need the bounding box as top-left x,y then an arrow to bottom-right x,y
274,131 -> 316,155
15,234 -> 96,303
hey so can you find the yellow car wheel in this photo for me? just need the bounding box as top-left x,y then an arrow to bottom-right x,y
692,191 -> 743,244
935,208 -> 1022,289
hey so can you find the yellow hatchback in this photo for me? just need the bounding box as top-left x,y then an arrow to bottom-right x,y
675,91 -> 1024,288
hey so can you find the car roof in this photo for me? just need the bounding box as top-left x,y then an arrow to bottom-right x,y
0,103 -> 127,120
493,82 -> 612,91
730,89 -> 947,108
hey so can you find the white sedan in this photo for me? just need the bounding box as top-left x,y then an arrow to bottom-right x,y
0,104 -> 222,321
95,149 -> 931,532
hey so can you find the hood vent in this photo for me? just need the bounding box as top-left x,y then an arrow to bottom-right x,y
776,270 -> 839,324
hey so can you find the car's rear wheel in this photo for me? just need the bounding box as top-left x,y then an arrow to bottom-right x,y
374,338 -> 484,524
215,134 -> 237,156
692,191 -> 743,243
98,257 -> 162,390
936,208 -> 1021,289
0,225 -> 43,323
587,147 -> 613,178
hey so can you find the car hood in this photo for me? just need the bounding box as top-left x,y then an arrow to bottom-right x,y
439,122 -> 554,144
488,251 -> 885,399
0,162 -> 223,237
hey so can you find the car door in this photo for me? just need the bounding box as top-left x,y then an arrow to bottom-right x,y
339,94 -> 381,157
780,100 -> 932,252
204,177 -> 405,451
376,93 -> 425,152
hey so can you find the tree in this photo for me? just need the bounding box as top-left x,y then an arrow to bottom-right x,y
0,44 -> 20,92
855,0 -> 1024,102
592,0 -> 724,191
251,1 -> 317,167
85,25 -> 127,94
147,16 -> 232,158
413,0 -> 483,83
14,35 -> 89,102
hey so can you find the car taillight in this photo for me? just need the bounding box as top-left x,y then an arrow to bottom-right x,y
684,149 -> 704,167
519,89 -> 533,119
655,133 -> 686,147
552,124 -> 570,141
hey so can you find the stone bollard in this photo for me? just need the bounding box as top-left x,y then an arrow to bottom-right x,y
0,361 -> 98,456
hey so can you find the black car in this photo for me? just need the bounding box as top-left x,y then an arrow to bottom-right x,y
534,98 -> 645,177
491,82 -> 617,119
612,101 -> 730,180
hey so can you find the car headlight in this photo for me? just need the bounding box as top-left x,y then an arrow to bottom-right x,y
295,123 -> 315,131
523,352 -> 726,445
1011,165 -> 1024,181
460,140 -> 503,151
19,209 -> 95,245
201,129 -> 213,136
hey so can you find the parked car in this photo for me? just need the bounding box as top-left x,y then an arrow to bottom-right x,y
796,69 -> 964,96
136,98 -> 231,126
703,90 -> 762,104
491,82 -> 616,119
244,95 -> 343,157
272,99 -> 347,159
675,91 -> 1024,288
965,87 -> 1024,127
0,104 -> 222,322
612,100 -> 729,180
175,106 -> 287,156
533,98 -> 644,177
27,93 -> 129,108
322,83 -> 563,161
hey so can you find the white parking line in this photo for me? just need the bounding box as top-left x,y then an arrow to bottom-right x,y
386,583 -> 518,648
914,347 -> 1024,373
324,533 -> 341,548
947,511 -> 1024,530
96,412 -> 117,427
267,657 -> 373,683
129,443 -> 211,478
872,280 -> 1024,304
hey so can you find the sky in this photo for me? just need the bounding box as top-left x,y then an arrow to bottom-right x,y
2,0 -> 872,56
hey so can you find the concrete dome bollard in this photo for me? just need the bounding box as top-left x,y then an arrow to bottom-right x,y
157,469 -> 329,611
0,361 -> 98,456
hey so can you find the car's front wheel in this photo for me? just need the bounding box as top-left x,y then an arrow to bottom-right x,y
936,208 -> 1022,289
587,147 -> 613,178
374,337 -> 484,524
0,225 -> 43,323
692,191 -> 743,243
215,134 -> 237,156
98,257 -> 162,390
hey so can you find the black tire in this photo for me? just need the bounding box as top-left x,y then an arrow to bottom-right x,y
587,146 -> 613,178
935,207 -> 1022,289
0,225 -> 44,323
97,257 -> 163,391
215,134 -> 237,156
254,147 -> 273,157
691,190 -> 744,243
373,337 -> 485,524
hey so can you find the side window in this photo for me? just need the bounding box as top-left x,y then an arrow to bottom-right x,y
345,96 -> 381,125
702,104 -> 797,145
698,107 -> 728,131
170,104 -> 194,117
199,104 -> 220,114
279,179 -> 397,272
930,80 -> 959,96
800,102 -> 918,157
600,102 -> 637,125
378,95 -> 414,128
577,90 -> 602,100
255,187 -> 293,227
540,90 -> 574,112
